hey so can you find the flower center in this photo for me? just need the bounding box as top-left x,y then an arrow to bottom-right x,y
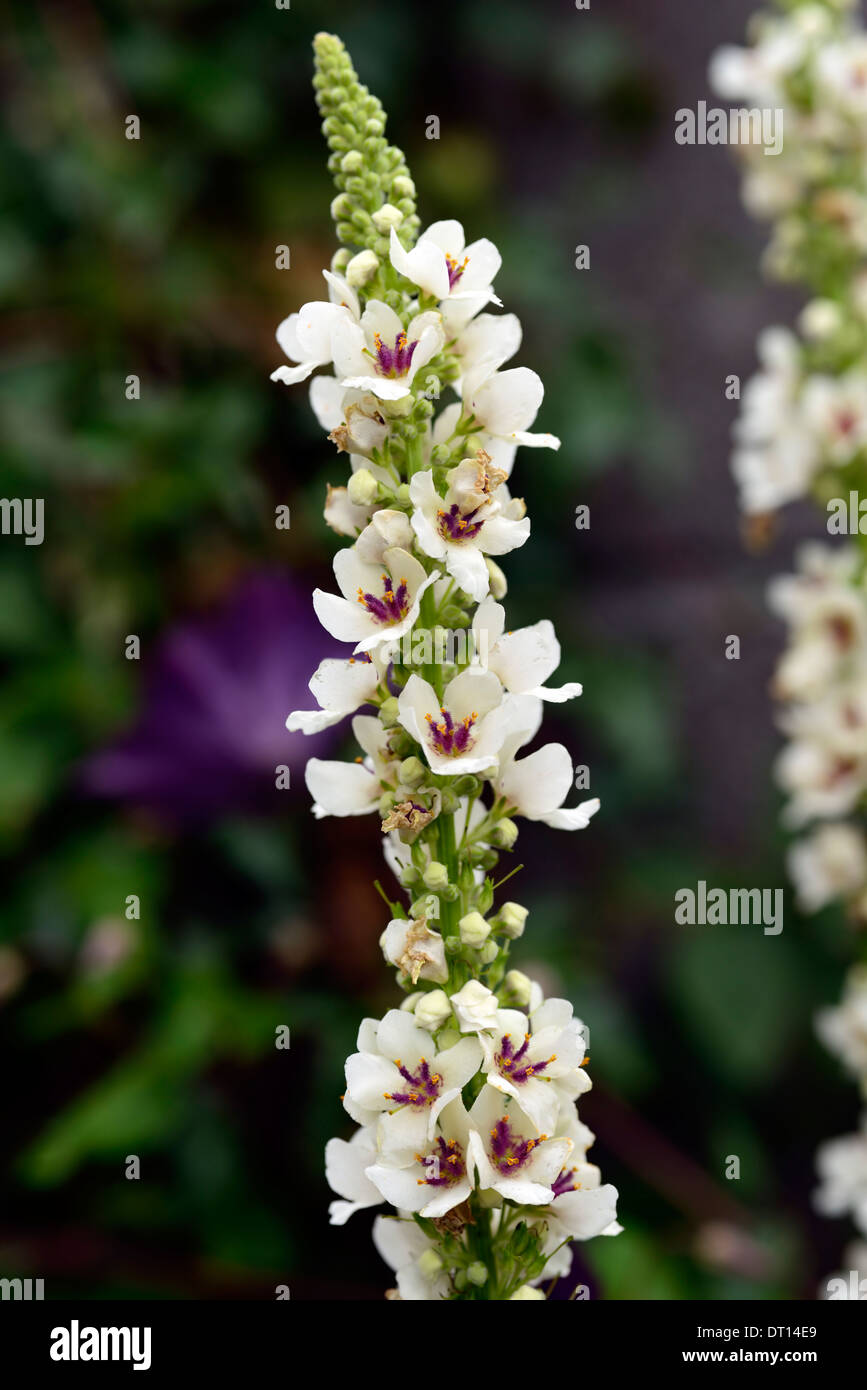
835,409 -> 858,438
416,1136 -> 466,1188
424,706 -> 478,757
445,252 -> 469,290
384,1056 -> 443,1109
496,1031 -> 556,1085
437,503 -> 484,543
367,330 -> 418,378
357,573 -> 410,624
488,1116 -> 547,1173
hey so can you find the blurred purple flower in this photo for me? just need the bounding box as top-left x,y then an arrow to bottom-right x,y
81,572 -> 342,822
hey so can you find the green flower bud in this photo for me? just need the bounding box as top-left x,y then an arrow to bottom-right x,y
340,150 -> 363,173
399,756 -> 427,789
379,790 -> 398,817
476,878 -> 495,913
501,969 -> 532,1007
466,1262 -> 488,1287
495,902 -> 528,939
490,819 -> 519,850
347,467 -> 379,507
399,865 -> 421,890
414,989 -> 451,1030
509,1285 -> 545,1301
439,788 -> 461,816
410,894 -> 439,920
331,247 -> 351,273
422,861 -> 450,893
379,696 -> 400,727
346,249 -> 379,286
388,730 -> 414,758
399,991 -> 424,1012
459,911 -> 491,948
372,202 -> 404,231
468,845 -> 498,870
417,1249 -> 443,1280
478,941 -> 499,965
391,175 -> 416,199
452,774 -> 481,797
330,192 -> 353,220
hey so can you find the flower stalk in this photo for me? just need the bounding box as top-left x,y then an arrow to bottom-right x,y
711,0 -> 867,1294
277,34 -> 619,1300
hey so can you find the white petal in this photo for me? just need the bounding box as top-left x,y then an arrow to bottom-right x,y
468,367 -> 544,436
389,227 -> 450,300
305,758 -> 379,817
541,799 -> 600,830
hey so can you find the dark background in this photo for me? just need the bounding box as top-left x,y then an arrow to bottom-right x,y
0,0 -> 856,1299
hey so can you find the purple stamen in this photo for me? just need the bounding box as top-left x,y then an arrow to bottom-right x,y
552,1166 -> 581,1198
417,1136 -> 466,1188
366,330 -> 419,379
424,705 -> 477,758
357,573 -> 410,625
487,1115 -> 546,1174
436,502 -> 484,543
496,1032 -> 554,1085
385,1057 -> 443,1109
445,252 -> 469,290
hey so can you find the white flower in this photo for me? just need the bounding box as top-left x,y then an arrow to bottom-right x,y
450,979 -> 500,1033
768,544 -> 866,702
776,682 -> 867,827
814,1116 -> 867,1236
463,367 -> 560,474
409,455 -> 530,602
479,997 -> 591,1132
305,713 -> 397,818
802,370 -> 867,464
788,824 -> 867,913
343,1008 -> 482,1157
271,271 -> 360,386
536,1111 -> 621,1262
388,221 -> 501,326
466,1087 -> 573,1206
381,916 -> 449,985
308,376 -> 389,456
366,1098 -> 474,1218
287,653 -> 381,734
455,312 -> 522,396
325,1126 -> 383,1225
495,732 -> 600,831
331,299 -> 444,401
372,1215 -> 450,1300
732,327 -> 816,514
472,596 -> 583,702
816,966 -> 867,1081
313,543 -> 439,654
816,37 -> 867,120
397,668 -> 516,776
709,27 -> 808,106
